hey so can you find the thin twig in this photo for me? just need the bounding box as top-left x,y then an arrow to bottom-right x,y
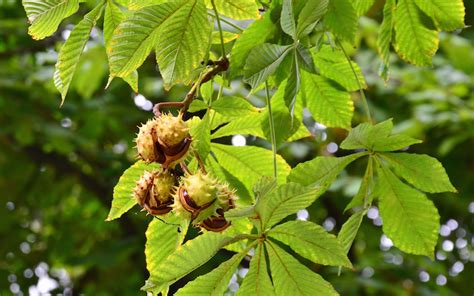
336,39 -> 372,123
265,82 -> 277,179
210,0 -> 226,58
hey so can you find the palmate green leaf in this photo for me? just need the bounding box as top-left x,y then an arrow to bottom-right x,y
104,0 -> 124,46
211,96 -> 259,117
189,114 -> 211,161
108,1 -> 186,78
155,0 -> 211,89
244,43 -> 293,89
313,45 -> 366,91
380,153 -> 456,193
352,0 -> 376,16
206,0 -> 260,20
300,71 -> 354,129
128,0 -> 167,10
211,113 -> 265,139
229,9 -> 277,78
340,119 -> 421,151
237,243 -> 275,296
266,242 -> 338,296
54,2 -> 104,104
103,1 -> 139,92
144,232 -> 234,293
376,165 -> 439,258
377,0 -> 396,80
106,161 -> 160,221
211,143 -> 291,191
268,221 -> 352,268
394,0 -> 439,66
413,0 -> 465,31
256,183 -> 324,230
288,152 -> 367,190
296,0 -> 328,38
22,0 -> 80,40
338,209 -> 365,254
175,243 -> 255,296
145,214 -> 188,293
324,0 -> 357,43
281,0 -> 296,40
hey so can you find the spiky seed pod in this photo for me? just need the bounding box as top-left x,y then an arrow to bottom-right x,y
135,119 -> 164,163
133,171 -> 155,207
173,172 -> 238,224
183,172 -> 218,207
133,169 -> 176,215
155,113 -> 189,148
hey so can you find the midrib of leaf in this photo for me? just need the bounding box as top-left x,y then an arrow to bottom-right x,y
309,75 -> 350,125
377,159 -> 430,252
262,187 -> 317,228
27,0 -> 68,22
110,2 -> 184,77
254,245 -> 265,295
165,0 -> 198,83
267,242 -> 305,295
403,0 -> 425,59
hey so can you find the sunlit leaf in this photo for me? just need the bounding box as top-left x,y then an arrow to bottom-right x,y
54,3 -> 104,103
23,0 -> 80,40
269,221 -> 352,267
376,165 -> 439,258
380,153 -> 456,193
266,242 -> 338,296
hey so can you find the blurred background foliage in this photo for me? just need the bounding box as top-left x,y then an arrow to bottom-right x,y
1,0 -> 473,295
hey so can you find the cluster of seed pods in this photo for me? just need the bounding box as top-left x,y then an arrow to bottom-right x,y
133,112 -> 236,232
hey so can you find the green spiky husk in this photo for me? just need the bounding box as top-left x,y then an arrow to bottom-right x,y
135,119 -> 158,162
156,113 -> 189,148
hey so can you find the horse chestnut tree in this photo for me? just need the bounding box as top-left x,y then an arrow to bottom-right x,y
22,0 -> 464,294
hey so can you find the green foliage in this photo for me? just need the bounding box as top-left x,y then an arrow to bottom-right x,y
244,43 -> 292,89
300,72 -> 354,129
16,0 -> 470,294
268,221 -> 352,268
380,153 -> 456,193
54,2 -> 104,104
255,183 -> 323,230
205,0 -> 259,20
236,244 -> 275,296
155,0 -> 210,89
145,232 -> 235,293
22,0 -> 80,40
376,165 -> 440,257
288,152 -> 367,190
145,214 -> 188,294
324,0 -> 357,43
266,242 -> 338,296
175,243 -> 255,296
